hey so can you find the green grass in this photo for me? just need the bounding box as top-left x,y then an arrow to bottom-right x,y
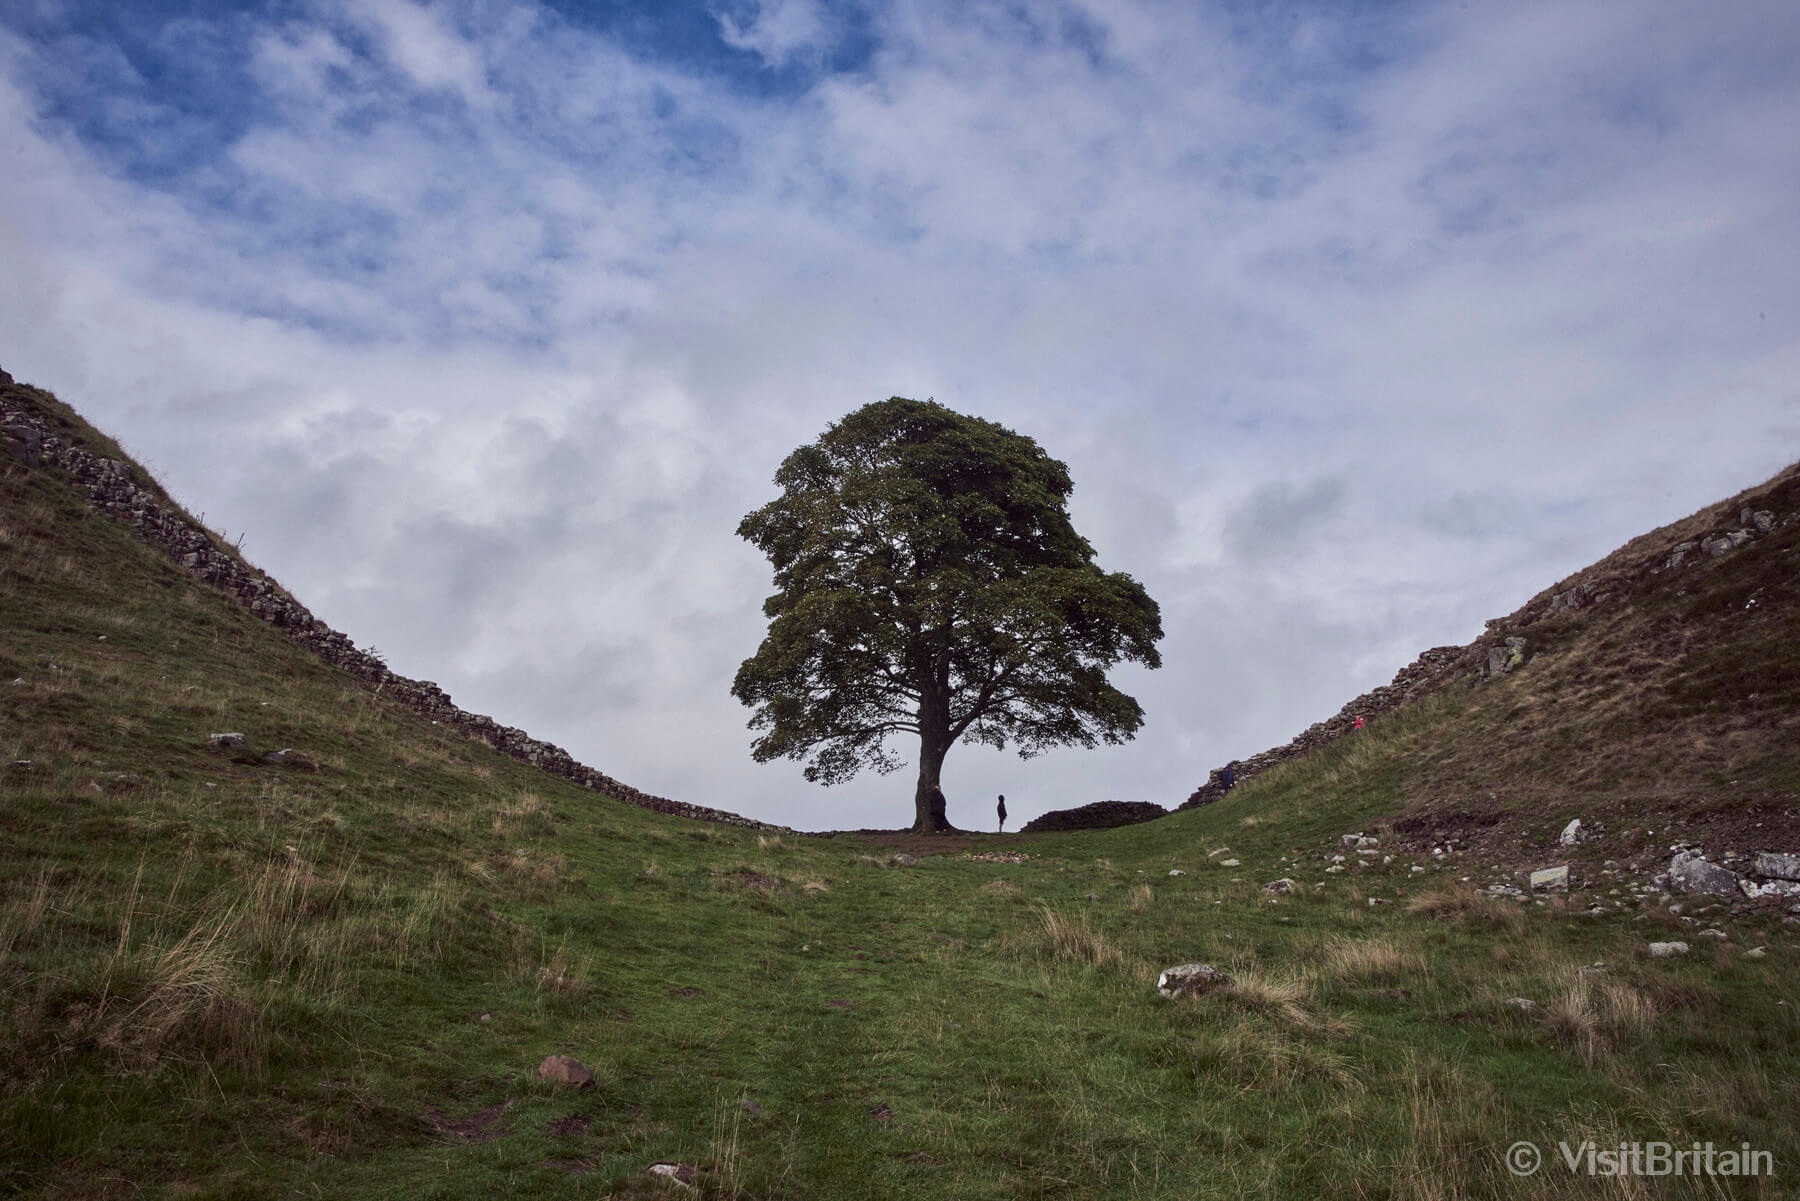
6,427 -> 1800,1198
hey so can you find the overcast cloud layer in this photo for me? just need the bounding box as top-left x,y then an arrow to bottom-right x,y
4,0 -> 1798,830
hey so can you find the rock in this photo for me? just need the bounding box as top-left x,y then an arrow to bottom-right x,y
1262,878 -> 1296,895
1157,963 -> 1233,998
208,732 -> 246,749
1697,929 -> 1728,941
1740,878 -> 1800,901
740,1098 -> 763,1115
1744,946 -> 1767,960
1667,541 -> 1697,569
1486,637 -> 1527,678
1217,858 -> 1241,868
537,1054 -> 595,1089
890,853 -> 917,868
1647,941 -> 1690,958
1529,866 -> 1569,893
1668,851 -> 1739,897
1748,510 -> 1776,533
1753,852 -> 1800,882
1559,819 -> 1583,846
1340,834 -> 1364,849
1168,869 -> 1185,876
646,1162 -> 697,1188
1505,997 -> 1538,1011
1701,531 -> 1752,557
2,423 -> 42,466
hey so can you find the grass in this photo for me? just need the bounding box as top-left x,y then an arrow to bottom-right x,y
5,394 -> 1800,1197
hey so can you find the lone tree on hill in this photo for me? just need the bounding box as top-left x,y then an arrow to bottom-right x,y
733,398 -> 1164,833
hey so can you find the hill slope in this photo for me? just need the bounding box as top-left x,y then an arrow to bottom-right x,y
1187,461 -> 1800,843
4,372 -> 1798,1200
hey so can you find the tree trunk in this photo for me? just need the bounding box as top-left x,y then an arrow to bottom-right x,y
911,691 -> 956,833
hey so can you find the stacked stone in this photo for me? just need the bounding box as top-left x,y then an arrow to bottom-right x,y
1,391 -> 780,832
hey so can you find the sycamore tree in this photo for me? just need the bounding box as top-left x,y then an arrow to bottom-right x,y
732,398 -> 1164,833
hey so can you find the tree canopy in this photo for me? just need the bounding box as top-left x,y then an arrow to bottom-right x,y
732,398 -> 1163,832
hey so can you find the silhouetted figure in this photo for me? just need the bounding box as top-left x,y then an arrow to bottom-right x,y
1220,762 -> 1236,791
997,794 -> 1008,832
929,784 -> 949,831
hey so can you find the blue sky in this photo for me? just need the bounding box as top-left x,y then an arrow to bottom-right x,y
4,0 -> 1799,829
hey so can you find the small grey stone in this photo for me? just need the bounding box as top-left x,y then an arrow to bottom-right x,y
1647,941 -> 1690,958
1157,963 -> 1233,998
890,853 -> 918,868
1504,997 -> 1537,1011
1529,866 -> 1569,893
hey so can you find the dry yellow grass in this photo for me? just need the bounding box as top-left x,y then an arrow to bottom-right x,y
1318,935 -> 1425,985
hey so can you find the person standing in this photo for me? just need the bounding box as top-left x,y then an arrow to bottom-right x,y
1220,762 -> 1236,791
997,794 -> 1008,832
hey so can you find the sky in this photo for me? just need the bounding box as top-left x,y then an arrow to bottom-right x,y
3,0 -> 1798,832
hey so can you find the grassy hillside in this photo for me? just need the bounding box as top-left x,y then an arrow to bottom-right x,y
4,390 -> 1799,1199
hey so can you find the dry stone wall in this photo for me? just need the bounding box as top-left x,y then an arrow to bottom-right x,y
1,380 -> 779,831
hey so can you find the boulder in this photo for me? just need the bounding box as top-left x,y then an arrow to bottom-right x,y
537,1054 -> 595,1089
1647,942 -> 1690,958
1753,852 -> 1800,882
1668,851 -> 1739,897
1559,819 -> 1583,846
1529,866 -> 1569,893
890,853 -> 918,868
1156,963 -> 1232,998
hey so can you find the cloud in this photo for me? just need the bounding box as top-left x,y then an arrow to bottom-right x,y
2,0 -> 1798,829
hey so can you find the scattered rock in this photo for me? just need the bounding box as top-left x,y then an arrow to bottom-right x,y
537,1054 -> 596,1089
1647,941 -> 1690,958
1669,851 -> 1739,897
1262,878 -> 1296,895
208,732 -> 246,749
1559,819 -> 1583,846
1157,963 -> 1232,998
1529,866 -> 1569,893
